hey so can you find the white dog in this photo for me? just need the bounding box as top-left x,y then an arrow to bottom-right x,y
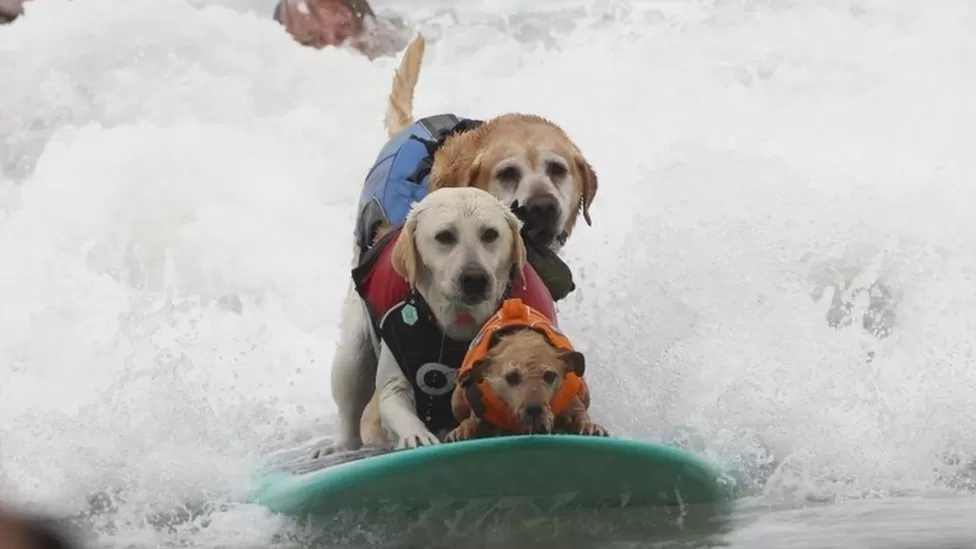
328,187 -> 539,451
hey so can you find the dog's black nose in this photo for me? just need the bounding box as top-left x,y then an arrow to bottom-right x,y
458,265 -> 490,302
524,404 -> 545,418
524,193 -> 560,228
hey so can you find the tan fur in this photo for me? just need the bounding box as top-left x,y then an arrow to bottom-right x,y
388,217 -> 418,291
427,114 -> 599,239
506,211 -> 529,287
360,391 -> 385,445
444,329 -> 608,442
381,35 -> 600,246
385,34 -> 426,138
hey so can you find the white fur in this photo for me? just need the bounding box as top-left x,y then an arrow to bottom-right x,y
329,187 -> 526,451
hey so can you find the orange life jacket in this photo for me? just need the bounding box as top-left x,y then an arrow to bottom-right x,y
458,298 -> 589,432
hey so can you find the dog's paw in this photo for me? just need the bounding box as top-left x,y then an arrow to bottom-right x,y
311,438 -> 362,458
580,422 -> 610,437
444,427 -> 469,443
396,430 -> 440,450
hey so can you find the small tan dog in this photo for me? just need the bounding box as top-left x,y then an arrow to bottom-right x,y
444,298 -> 609,442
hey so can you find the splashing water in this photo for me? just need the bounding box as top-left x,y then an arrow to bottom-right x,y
2,0 -> 976,547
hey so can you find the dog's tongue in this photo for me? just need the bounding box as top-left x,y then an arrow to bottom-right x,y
455,312 -> 475,324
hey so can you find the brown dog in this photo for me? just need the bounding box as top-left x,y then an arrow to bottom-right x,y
384,35 -> 600,256
444,298 -> 609,442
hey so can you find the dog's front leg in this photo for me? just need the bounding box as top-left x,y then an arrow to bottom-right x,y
376,342 -> 440,450
328,292 -> 378,452
557,397 -> 610,437
444,416 -> 481,443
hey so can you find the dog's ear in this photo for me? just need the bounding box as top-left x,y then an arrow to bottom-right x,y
558,349 -> 586,377
429,150 -> 483,190
465,153 -> 485,187
390,215 -> 419,290
459,358 -> 490,388
574,153 -> 598,226
503,208 -> 528,286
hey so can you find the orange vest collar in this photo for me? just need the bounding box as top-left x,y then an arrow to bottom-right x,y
458,298 -> 586,432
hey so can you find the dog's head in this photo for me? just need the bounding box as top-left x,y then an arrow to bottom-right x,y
273,0 -> 373,50
459,328 -> 586,433
428,114 -> 599,252
390,187 -> 527,338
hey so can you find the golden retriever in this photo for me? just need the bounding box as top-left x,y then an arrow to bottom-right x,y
383,34 -> 600,256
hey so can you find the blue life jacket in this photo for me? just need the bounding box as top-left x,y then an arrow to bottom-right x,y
354,113 -> 484,254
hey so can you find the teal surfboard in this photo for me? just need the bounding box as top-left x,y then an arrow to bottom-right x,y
253,435 -> 735,520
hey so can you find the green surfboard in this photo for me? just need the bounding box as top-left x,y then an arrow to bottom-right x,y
253,435 -> 735,520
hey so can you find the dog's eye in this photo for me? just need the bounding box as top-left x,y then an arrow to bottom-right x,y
504,371 -> 521,386
434,230 -> 456,245
481,228 -> 499,243
545,161 -> 568,180
495,166 -> 521,185
543,370 -> 558,384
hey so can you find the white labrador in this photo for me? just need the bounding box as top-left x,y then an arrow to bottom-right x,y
329,187 -> 527,451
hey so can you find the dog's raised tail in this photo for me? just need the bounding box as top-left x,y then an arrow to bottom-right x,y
385,34 -> 426,138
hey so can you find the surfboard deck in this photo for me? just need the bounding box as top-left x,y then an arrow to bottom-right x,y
253,435 -> 735,519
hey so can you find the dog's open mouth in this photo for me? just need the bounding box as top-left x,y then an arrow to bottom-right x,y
524,226 -> 558,248
510,201 -> 558,249
509,200 -> 576,302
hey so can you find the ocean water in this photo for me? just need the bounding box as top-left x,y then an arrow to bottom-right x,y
2,0 -> 976,547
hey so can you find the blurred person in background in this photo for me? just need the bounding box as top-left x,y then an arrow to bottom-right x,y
272,0 -> 409,59
0,0 -> 25,23
0,505 -> 79,549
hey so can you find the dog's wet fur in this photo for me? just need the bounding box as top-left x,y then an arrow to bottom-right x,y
445,328 -> 609,441
327,187 -> 527,452
322,33 -> 602,455
382,34 -> 599,255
